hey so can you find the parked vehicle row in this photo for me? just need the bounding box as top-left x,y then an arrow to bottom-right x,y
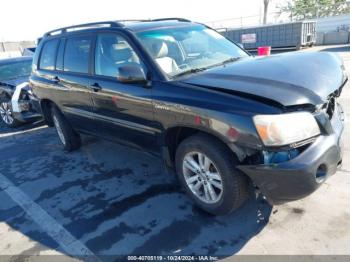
0,18 -> 345,215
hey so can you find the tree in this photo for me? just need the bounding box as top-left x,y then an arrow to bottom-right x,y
279,0 -> 350,20
263,0 -> 270,24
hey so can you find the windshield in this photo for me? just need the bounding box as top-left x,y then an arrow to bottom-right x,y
136,25 -> 248,78
0,60 -> 32,81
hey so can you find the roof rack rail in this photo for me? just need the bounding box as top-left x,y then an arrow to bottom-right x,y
44,21 -> 124,37
115,19 -> 150,23
151,18 -> 192,22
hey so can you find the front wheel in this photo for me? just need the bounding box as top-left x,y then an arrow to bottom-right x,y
175,134 -> 249,215
51,105 -> 81,152
0,101 -> 21,127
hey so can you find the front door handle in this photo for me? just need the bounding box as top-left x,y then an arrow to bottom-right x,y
90,82 -> 102,92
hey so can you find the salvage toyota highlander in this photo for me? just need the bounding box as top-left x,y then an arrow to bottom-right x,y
30,19 -> 347,215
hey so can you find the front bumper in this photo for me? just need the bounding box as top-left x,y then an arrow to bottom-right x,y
238,104 -> 344,205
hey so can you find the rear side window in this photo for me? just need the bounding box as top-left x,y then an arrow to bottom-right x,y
39,39 -> 59,70
63,36 -> 92,74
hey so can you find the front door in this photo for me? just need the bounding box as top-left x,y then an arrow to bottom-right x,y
90,33 -> 159,152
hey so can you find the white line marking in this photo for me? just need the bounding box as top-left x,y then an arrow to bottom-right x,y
0,173 -> 100,261
0,125 -> 47,138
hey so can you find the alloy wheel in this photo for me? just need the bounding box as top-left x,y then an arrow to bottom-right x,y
0,102 -> 14,125
53,115 -> 66,145
182,151 -> 223,204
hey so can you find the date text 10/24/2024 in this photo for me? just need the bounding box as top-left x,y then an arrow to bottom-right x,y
127,256 -> 219,261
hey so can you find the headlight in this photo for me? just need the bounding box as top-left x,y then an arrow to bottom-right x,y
253,112 -> 320,146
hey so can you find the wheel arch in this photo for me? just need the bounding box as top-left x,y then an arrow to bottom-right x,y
163,125 -> 244,168
40,99 -> 55,126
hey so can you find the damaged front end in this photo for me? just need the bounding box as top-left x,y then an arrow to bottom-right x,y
11,82 -> 42,123
0,81 -> 41,124
237,79 -> 346,205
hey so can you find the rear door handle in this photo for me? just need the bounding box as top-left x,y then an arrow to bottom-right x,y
52,76 -> 60,83
90,82 -> 102,92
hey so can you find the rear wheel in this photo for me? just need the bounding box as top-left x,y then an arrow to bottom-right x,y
51,105 -> 81,151
0,101 -> 21,127
175,134 -> 249,215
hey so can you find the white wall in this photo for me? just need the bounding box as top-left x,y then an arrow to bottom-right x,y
316,14 -> 350,33
0,51 -> 22,59
0,41 -> 35,59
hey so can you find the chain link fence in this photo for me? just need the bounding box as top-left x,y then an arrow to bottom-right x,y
207,2 -> 350,46
207,2 -> 350,31
207,12 -> 288,30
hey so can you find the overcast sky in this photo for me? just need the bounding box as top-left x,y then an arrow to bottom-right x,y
0,0 -> 285,41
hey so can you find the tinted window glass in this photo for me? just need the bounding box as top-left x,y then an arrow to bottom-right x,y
95,34 -> 142,78
39,39 -> 59,70
64,36 -> 91,73
56,39 -> 65,71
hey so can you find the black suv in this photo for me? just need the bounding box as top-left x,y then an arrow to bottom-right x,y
30,19 -> 346,215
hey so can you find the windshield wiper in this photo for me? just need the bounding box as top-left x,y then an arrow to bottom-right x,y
173,67 -> 207,78
222,57 -> 241,64
172,57 -> 242,78
205,57 -> 242,70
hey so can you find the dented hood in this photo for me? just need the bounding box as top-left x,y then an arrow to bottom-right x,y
181,51 -> 347,107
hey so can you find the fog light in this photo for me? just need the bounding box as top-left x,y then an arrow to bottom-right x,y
316,164 -> 327,183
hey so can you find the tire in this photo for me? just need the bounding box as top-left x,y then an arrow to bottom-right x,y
51,105 -> 81,152
175,133 -> 249,215
0,100 -> 22,128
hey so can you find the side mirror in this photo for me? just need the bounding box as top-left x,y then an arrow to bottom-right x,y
116,64 -> 147,84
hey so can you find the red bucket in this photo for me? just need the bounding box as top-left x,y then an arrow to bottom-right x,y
257,46 -> 271,56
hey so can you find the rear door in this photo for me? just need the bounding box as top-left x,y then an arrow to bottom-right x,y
52,34 -> 96,133
90,32 -> 159,152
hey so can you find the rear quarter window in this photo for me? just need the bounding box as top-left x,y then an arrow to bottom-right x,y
63,36 -> 92,74
39,39 -> 59,70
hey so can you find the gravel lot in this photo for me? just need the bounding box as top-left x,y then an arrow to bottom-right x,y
0,45 -> 349,260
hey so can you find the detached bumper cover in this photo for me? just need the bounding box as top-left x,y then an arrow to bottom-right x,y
12,98 -> 41,123
238,106 -> 344,205
10,82 -> 42,123
13,111 -> 42,123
